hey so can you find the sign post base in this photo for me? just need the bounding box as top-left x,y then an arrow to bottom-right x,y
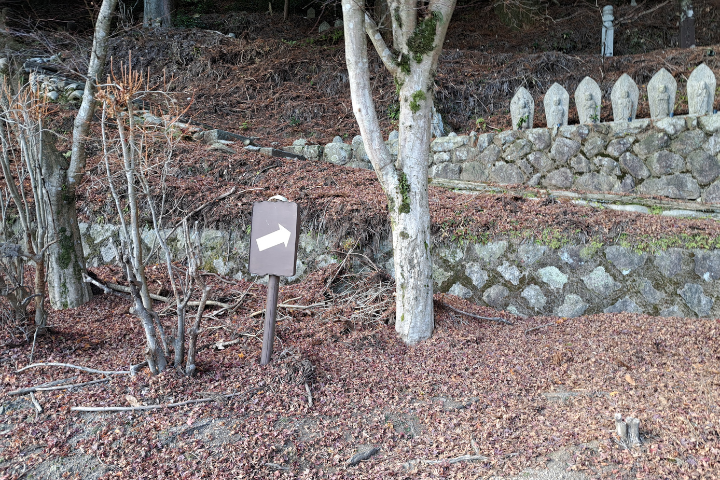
260,274 -> 280,365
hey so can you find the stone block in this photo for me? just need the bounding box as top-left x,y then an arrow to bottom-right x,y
518,244 -> 547,265
636,174 -> 700,200
449,283 -> 473,299
474,241 -> 507,263
582,266 -> 621,295
654,116 -> 686,135
570,154 -> 591,173
605,246 -> 647,275
497,261 -> 522,285
536,266 -> 568,290
703,133 -> 720,155
701,180 -> 720,203
698,114 -> 720,133
595,156 -> 621,176
480,144 -> 502,164
323,141 -> 352,165
490,163 -> 525,184
517,159 -> 533,175
496,130 -> 522,146
647,150 -> 685,176
483,285 -> 509,309
543,168 -> 573,188
550,137 -> 581,164
609,119 -> 651,136
431,134 -> 468,152
639,279 -> 664,304
687,149 -> 720,185
527,151 -> 554,172
659,305 -> 684,317
655,249 -> 687,278
693,250 -> 720,281
465,263 -> 489,288
583,136 -> 608,158
476,133 -> 495,152
555,294 -> 588,317
574,172 -> 620,193
453,145 -> 478,163
430,162 -> 461,180
460,162 -> 489,182
526,128 -> 551,150
633,131 -> 670,157
671,130 -> 706,156
619,152 -> 650,179
678,283 -> 714,316
504,139 -> 533,161
620,176 -> 635,193
521,285 -> 546,310
604,297 -> 642,314
606,137 -> 633,158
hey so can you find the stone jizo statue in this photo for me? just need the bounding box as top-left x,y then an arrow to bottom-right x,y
648,68 -> 677,119
543,83 -> 569,128
687,63 -> 716,116
619,91 -> 633,121
611,74 -> 639,122
510,87 -> 534,131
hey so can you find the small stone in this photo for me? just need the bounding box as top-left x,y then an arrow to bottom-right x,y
703,133 -> 720,155
388,130 -> 399,141
619,175 -> 635,193
654,116 -> 686,136
655,249 -> 686,278
69,90 -> 83,101
323,141 -> 352,165
521,285 -> 546,310
208,142 -> 236,154
497,130 -> 522,146
606,204 -> 649,214
527,152 -> 554,172
537,266 -> 568,290
476,133 -> 495,152
633,131 -> 670,157
694,250 -> 720,281
605,246 -> 647,275
604,297 -> 642,314
636,174 -> 700,200
449,283 -> 473,299
678,283 -> 714,316
701,180 -> 720,203
555,294 -> 588,317
570,154 -> 591,173
47,90 -> 59,101
582,266 -> 621,295
465,263 -> 489,288
433,266 -> 452,287
543,168 -> 573,188
518,244 -> 546,265
497,262 -> 522,285
483,285 -> 509,309
480,144 -> 502,164
619,152 -> 650,179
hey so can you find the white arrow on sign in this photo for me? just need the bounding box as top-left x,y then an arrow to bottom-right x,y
256,224 -> 291,251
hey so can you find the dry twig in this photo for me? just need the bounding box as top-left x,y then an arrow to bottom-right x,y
439,302 -> 514,325
71,387 -> 262,412
17,362 -> 130,375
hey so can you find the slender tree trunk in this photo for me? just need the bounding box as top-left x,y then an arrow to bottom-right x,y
144,0 -> 173,27
43,135 -> 92,309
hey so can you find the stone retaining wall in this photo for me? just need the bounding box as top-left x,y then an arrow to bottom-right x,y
288,113 -> 720,203
79,221 -> 720,319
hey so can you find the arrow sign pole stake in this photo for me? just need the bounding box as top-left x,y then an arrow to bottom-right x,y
260,274 -> 280,365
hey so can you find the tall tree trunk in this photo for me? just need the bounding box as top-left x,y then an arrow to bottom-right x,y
144,0 -> 173,27
43,136 -> 91,309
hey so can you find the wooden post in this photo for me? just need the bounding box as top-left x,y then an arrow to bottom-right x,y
260,274 -> 280,365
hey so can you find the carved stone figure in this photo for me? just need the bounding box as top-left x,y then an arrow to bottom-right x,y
687,63 -> 716,115
510,87 -> 534,130
601,5 -> 614,57
610,74 -> 639,121
648,68 -> 677,119
574,76 -> 602,124
543,83 -> 569,127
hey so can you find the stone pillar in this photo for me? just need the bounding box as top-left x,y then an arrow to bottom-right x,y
602,6 -> 614,57
680,0 -> 696,48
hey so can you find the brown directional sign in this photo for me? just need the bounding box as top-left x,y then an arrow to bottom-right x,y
249,201 -> 300,277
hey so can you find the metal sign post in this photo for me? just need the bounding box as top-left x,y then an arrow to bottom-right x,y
249,196 -> 300,365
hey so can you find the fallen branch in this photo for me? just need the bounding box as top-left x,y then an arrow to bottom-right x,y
104,282 -> 230,309
305,382 -> 313,408
403,454 -> 489,469
16,362 -> 130,375
439,302 -> 514,325
7,377 -> 110,396
525,322 -> 557,334
71,387 -> 262,412
29,392 -> 43,413
249,302 -> 326,317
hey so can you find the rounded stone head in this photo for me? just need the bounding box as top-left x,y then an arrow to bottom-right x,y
658,84 -> 666,93
622,91 -> 629,98
553,98 -> 560,106
585,92 -> 593,101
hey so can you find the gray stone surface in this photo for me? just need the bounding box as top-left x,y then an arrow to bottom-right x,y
655,116 -> 686,135
671,130 -> 706,156
582,136 -> 607,158
594,156 -> 621,176
655,249 -> 686,278
504,139 -> 533,161
678,283 -> 714,316
465,263 -> 489,288
634,132 -> 670,157
698,114 -> 720,134
555,294 -> 588,317
687,63 -> 716,116
475,241 -> 508,263
449,283 -> 473,299
460,162 -> 489,182
521,285 -> 547,310
537,266 -> 568,290
476,133 -> 494,152
701,180 -> 720,203
619,175 -> 635,192
497,262 -> 522,285
511,87 -> 534,130
491,163 -> 525,184
433,266 -> 452,287
687,149 -> 720,185
647,150 -> 685,176
483,284 -> 509,309
659,305 -> 684,317
640,279 -> 664,304
528,152 -> 554,172
518,244 -> 547,266
575,77 -> 602,124
693,250 -> 720,281
606,138 -> 633,158
703,132 -> 720,155
574,172 -> 619,192
430,162 -> 461,180
550,137 -> 581,164
619,152 -> 650,179
544,83 -> 570,127
582,267 -> 621,295
497,130 -> 521,145
636,174 -> 701,200
604,297 -> 642,314
605,246 -> 647,275
648,68 -> 677,119
570,154 -> 591,173
480,144 -> 502,164
527,129 -> 551,150
543,168 -> 573,188
611,74 -> 639,121
324,140 -> 352,165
